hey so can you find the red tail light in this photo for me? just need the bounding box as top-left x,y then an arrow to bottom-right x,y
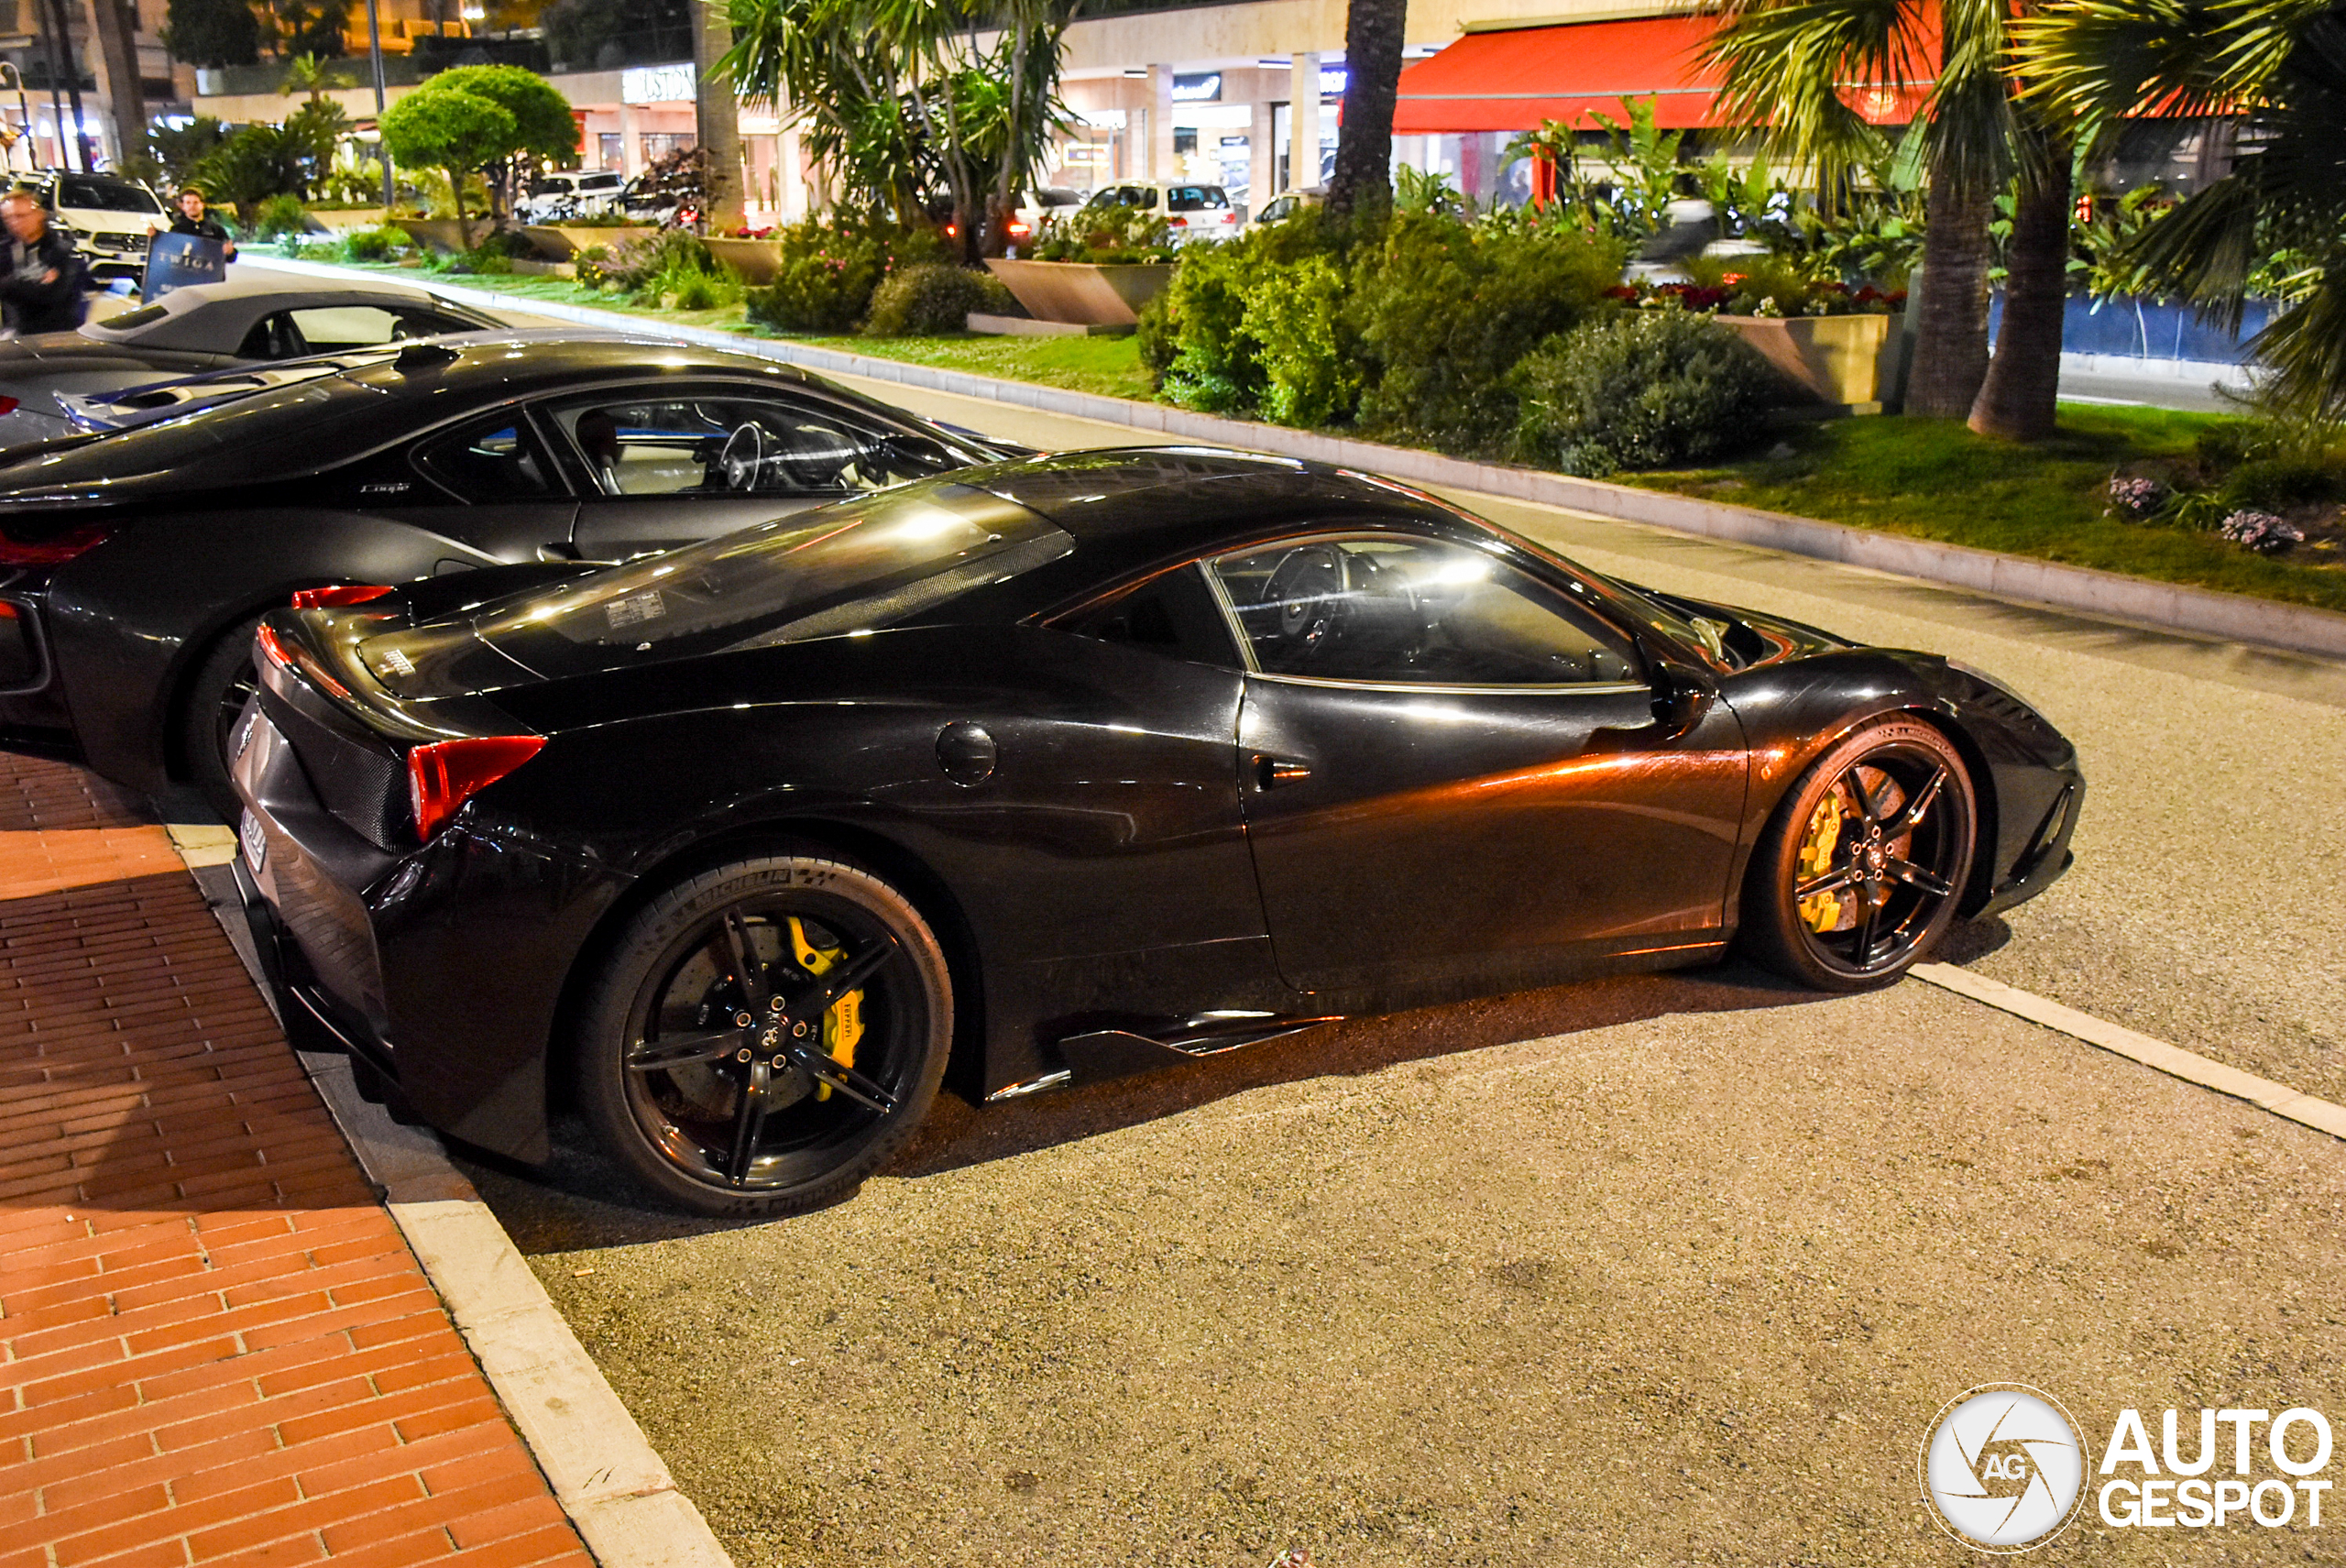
0,521 -> 110,566
292,584 -> 394,610
1007,220 -> 1031,236
408,735 -> 545,839
1168,214 -> 1189,226
0,397 -> 18,416
255,622 -> 294,672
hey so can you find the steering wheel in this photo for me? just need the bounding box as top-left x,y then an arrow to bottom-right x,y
1261,544 -> 1349,659
1259,543 -> 1424,673
718,422 -> 765,492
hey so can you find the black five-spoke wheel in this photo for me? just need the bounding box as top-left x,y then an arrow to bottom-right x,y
577,855 -> 952,1216
1745,718 -> 1977,991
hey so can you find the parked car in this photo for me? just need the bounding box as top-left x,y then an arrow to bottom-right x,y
0,333 -> 1014,817
19,170 -> 168,285
0,274 -> 511,448
1250,188 -> 1322,229
1007,185 -> 1087,250
230,448 -> 2083,1217
519,170 -> 624,224
1083,182 -> 1240,243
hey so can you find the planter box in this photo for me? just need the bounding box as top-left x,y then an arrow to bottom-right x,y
1719,312 -> 1902,409
986,258 -> 1173,327
305,207 -> 387,232
393,218 -> 481,253
705,237 -> 782,284
522,224 -> 658,261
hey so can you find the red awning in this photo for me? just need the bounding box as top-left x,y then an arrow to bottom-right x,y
1390,16 -> 1930,135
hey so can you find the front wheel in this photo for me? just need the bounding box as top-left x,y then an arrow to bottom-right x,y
1741,718 -> 1977,992
575,854 -> 953,1217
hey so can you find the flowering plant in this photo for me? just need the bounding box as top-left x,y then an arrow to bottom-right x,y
2219,510 -> 2306,553
2107,475 -> 2169,519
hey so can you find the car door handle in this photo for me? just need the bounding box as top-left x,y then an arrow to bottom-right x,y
1253,754 -> 1312,789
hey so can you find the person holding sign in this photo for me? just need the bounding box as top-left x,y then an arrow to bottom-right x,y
0,188 -> 87,335
153,186 -> 236,262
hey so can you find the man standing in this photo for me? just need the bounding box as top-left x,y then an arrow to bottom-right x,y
156,186 -> 237,262
0,188 -> 87,336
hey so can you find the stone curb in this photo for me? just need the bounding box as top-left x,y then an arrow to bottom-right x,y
181,847 -> 735,1568
262,257 -> 2346,663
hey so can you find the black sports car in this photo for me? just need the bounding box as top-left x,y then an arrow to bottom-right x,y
229,449 -> 2083,1217
0,333 -> 1008,816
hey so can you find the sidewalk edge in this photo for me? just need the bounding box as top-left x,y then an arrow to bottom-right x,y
296,1049 -> 735,1568
262,256 -> 2346,663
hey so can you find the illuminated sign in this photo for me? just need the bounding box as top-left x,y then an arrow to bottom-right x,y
1171,72 -> 1222,102
1319,66 -> 1347,96
622,64 -> 696,104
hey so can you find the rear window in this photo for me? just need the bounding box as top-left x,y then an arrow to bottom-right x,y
59,177 -> 161,214
376,479 -> 1073,685
1168,186 -> 1228,211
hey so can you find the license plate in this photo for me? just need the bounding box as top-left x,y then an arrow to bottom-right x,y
238,810 -> 267,873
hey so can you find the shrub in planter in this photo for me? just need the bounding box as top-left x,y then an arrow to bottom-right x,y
1511,308 -> 1787,477
1353,210 -> 1624,453
1031,205 -> 1175,264
252,192 -> 310,239
340,225 -> 407,263
1242,255 -> 1358,428
743,218 -> 949,333
1155,238 -> 1261,412
863,263 -> 1014,336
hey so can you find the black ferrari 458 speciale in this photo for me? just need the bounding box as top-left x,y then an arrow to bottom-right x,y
230,449 -> 2082,1215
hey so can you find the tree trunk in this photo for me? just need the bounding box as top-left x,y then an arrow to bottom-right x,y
1969,154 -> 2071,441
86,0 -> 144,167
1903,175 -> 1993,417
692,0 -> 746,232
450,168 -> 472,250
1323,0 -> 1406,221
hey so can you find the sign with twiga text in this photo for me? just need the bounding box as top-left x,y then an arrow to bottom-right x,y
140,232 -> 226,302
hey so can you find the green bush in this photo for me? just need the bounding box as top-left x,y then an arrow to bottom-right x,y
1155,238 -> 1263,413
2220,455 -> 2337,510
339,225 -> 405,262
1511,308 -> 1788,477
252,192 -> 310,239
1241,254 -> 1358,428
1353,210 -> 1624,453
1032,204 -> 1175,264
743,217 -> 951,334
862,263 -> 1014,336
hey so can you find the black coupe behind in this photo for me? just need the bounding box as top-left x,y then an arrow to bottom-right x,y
0,333 -> 1007,816
231,450 -> 2083,1216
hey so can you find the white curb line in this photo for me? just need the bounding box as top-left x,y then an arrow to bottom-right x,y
257,255 -> 2346,664
177,853 -> 733,1568
1912,962 -> 2346,1140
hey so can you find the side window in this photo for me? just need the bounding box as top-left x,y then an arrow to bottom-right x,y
548,394 -> 940,498
1206,534 -> 1640,685
287,305 -> 406,350
236,310 -> 308,360
1060,564 -> 1238,668
412,414 -> 558,502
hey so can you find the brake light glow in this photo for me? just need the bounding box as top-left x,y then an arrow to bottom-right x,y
0,521 -> 110,566
0,398 -> 17,416
408,735 -> 546,840
1007,220 -> 1031,237
291,584 -> 394,610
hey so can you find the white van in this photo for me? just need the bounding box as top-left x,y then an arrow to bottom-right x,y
520,170 -> 624,222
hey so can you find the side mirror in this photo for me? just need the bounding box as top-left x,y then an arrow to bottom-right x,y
1649,658 -> 1717,737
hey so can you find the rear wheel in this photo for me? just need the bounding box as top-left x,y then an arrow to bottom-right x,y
576,855 -> 952,1217
177,612 -> 267,823
1742,719 -> 1976,992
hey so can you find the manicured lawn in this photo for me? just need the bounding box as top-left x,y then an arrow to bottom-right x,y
1627,407 -> 2346,613
307,257 -> 2342,613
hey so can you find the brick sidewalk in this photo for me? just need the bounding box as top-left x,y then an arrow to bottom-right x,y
0,756 -> 594,1568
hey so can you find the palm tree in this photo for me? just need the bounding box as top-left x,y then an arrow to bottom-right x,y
694,0 -> 748,232
1324,0 -> 1408,220
1703,0 -> 2074,437
2021,0 -> 2346,421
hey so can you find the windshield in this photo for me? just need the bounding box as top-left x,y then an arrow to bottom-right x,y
368,478 -> 1073,689
59,177 -> 161,214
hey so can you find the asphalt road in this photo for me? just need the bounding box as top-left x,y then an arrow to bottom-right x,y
442,381 -> 2346,1566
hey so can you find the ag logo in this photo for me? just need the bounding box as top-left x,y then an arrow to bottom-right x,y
1920,1384 -> 2088,1552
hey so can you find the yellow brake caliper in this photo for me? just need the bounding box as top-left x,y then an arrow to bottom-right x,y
787,918 -> 865,1100
1796,793 -> 1846,933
